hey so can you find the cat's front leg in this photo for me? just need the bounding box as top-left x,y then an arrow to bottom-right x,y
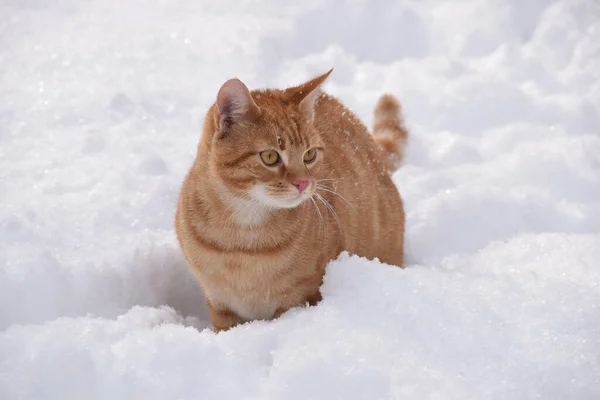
272,290 -> 323,319
306,290 -> 323,306
206,299 -> 243,332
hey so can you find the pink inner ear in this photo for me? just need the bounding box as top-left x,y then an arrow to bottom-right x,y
215,78 -> 259,127
284,68 -> 333,121
299,87 -> 323,120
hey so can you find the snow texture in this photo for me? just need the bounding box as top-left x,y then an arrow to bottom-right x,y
1,0 -> 600,399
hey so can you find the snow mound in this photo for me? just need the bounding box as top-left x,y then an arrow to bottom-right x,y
2,242 -> 598,399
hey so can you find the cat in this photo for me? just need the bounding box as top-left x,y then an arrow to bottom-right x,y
175,69 -> 408,332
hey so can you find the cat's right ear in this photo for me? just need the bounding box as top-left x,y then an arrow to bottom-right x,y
214,78 -> 260,134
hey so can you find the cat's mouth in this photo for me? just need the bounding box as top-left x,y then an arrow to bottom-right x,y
250,184 -> 313,209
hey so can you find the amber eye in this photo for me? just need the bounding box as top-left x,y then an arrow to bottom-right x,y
303,148 -> 318,164
260,150 -> 280,166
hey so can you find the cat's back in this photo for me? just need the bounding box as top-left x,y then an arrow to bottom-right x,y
312,94 -> 405,266
314,94 -> 387,171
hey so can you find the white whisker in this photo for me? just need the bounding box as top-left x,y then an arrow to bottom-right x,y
316,178 -> 344,183
310,196 -> 324,235
315,192 -> 342,232
316,185 -> 355,210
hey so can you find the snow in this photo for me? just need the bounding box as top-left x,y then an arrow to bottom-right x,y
1,0 -> 599,398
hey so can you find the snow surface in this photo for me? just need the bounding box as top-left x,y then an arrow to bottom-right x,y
1,0 -> 600,398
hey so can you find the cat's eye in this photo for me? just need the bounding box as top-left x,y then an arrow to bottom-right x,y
303,148 -> 318,164
260,150 -> 280,166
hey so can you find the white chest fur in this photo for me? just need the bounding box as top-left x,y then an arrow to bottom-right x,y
201,276 -> 279,322
227,295 -> 278,321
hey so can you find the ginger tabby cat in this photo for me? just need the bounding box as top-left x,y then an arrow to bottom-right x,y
175,69 -> 408,332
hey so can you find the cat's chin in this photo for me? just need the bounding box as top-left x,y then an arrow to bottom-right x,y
268,197 -> 308,209
250,186 -> 310,210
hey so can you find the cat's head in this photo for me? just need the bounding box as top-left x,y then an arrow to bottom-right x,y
205,70 -> 332,214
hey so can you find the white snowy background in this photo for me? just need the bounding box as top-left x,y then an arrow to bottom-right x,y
1,0 -> 599,399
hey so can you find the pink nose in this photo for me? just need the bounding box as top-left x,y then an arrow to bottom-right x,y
294,180 -> 309,192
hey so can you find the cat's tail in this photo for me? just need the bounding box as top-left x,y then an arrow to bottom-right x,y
372,94 -> 408,171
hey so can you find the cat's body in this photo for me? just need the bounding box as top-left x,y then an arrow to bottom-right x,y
176,70 -> 408,331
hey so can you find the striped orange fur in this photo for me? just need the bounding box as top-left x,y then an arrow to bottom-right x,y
175,70 -> 407,332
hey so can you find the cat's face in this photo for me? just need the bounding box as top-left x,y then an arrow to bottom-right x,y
206,72 -> 332,213
210,91 -> 326,210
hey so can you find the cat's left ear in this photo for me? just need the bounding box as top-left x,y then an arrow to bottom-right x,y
214,78 -> 260,131
285,68 -> 333,121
